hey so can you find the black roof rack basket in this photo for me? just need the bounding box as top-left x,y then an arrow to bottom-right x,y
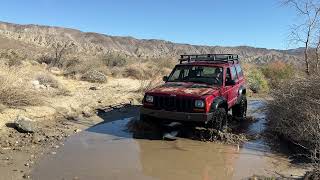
179,54 -> 239,64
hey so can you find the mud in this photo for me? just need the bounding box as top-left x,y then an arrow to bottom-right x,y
30,100 -> 309,180
0,117 -> 82,180
127,119 -> 248,144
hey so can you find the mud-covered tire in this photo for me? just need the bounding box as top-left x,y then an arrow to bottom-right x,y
139,114 -> 152,123
209,108 -> 227,131
140,114 -> 159,125
232,96 -> 247,120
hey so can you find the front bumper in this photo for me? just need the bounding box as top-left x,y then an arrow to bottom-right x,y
140,107 -> 213,122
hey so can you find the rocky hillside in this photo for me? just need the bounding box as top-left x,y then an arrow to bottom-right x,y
0,21 -> 302,64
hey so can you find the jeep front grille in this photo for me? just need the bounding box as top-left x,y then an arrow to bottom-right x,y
153,96 -> 194,112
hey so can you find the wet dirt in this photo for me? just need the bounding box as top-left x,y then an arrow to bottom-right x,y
30,100 -> 308,180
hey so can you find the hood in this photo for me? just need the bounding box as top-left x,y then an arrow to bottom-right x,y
147,82 -> 219,97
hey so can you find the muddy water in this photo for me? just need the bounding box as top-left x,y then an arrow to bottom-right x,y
31,101 -> 306,180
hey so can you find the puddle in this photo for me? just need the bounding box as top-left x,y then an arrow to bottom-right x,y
31,100 -> 307,180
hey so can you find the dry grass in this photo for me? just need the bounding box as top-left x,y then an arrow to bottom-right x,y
0,65 -> 41,107
35,73 -> 60,88
34,72 -> 71,97
268,75 -> 320,169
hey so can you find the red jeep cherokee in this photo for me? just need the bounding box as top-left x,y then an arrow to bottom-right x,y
141,54 -> 247,130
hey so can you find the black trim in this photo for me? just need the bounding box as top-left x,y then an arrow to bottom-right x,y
236,86 -> 246,104
210,96 -> 228,112
140,107 -> 213,122
179,54 -> 239,64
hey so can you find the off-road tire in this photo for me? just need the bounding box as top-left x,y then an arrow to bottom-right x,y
232,96 -> 247,120
140,114 -> 152,123
209,107 -> 228,131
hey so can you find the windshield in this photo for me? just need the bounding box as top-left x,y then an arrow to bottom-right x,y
167,65 -> 223,86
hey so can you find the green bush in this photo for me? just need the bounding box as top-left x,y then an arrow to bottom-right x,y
246,69 -> 269,93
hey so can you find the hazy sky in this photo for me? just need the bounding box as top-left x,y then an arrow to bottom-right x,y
0,0 -> 299,49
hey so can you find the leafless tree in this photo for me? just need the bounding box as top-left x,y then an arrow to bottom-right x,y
285,0 -> 320,75
51,41 -> 75,67
315,31 -> 320,71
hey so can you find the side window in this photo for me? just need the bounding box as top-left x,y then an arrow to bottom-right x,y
226,68 -> 232,82
231,66 -> 238,80
170,68 -> 181,80
235,64 -> 243,77
169,68 -> 189,81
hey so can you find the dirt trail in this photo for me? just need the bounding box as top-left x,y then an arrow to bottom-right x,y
30,100 -> 308,180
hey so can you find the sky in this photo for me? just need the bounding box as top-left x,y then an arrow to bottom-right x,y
0,0 -> 299,50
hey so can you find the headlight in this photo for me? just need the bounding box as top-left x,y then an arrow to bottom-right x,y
145,95 -> 154,103
195,100 -> 205,108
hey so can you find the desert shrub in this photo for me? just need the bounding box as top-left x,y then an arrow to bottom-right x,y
37,55 -> 55,65
245,68 -> 269,93
268,75 -> 320,168
62,58 -> 80,70
7,58 -> 23,67
0,65 -> 41,107
35,73 -> 60,88
62,57 -> 108,77
124,65 -> 144,79
81,70 -> 107,83
151,58 -> 176,70
137,78 -> 162,93
102,53 -> 128,67
1,50 -> 26,67
109,67 -> 123,78
261,61 -> 295,88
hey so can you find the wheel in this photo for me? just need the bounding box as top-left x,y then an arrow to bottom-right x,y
210,107 -> 228,131
139,114 -> 160,125
232,95 -> 247,120
140,114 -> 152,123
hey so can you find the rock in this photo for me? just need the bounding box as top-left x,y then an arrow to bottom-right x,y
22,173 -> 30,179
31,80 -> 40,86
74,129 -> 81,133
89,86 -> 97,90
49,67 -> 63,75
39,85 -> 47,89
31,80 -> 40,89
82,106 -> 94,117
14,116 -> 36,133
89,86 -> 101,90
0,103 -> 6,113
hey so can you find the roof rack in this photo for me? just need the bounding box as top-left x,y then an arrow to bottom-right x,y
179,54 -> 239,64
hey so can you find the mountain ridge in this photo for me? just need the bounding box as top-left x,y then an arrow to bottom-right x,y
0,21 -> 302,64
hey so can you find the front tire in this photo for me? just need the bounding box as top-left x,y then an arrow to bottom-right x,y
210,107 -> 228,131
232,96 -> 247,120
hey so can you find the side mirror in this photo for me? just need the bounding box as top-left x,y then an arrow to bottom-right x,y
225,79 -> 236,86
163,76 -> 168,82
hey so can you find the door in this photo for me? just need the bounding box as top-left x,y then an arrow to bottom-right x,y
222,66 -> 239,108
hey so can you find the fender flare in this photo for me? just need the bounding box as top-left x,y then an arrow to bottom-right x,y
210,96 -> 228,112
236,85 -> 247,104
238,85 -> 246,96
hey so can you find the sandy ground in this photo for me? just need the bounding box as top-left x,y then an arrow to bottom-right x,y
0,75 -> 142,180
